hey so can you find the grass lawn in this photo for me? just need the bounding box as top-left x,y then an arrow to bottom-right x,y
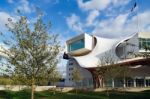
0,89 -> 150,99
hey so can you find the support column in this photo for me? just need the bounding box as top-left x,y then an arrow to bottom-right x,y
112,78 -> 114,88
102,78 -> 105,88
133,78 -> 136,87
144,77 -> 147,87
123,78 -> 126,88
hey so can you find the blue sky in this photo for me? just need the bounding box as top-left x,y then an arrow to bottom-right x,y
0,0 -> 150,76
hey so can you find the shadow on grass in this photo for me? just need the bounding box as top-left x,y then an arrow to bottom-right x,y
68,89 -> 150,99
0,90 -> 13,99
105,90 -> 150,99
0,89 -> 150,99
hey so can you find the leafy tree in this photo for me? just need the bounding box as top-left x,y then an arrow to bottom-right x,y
49,70 -> 62,94
72,67 -> 82,94
0,15 -> 61,99
0,76 -> 12,85
0,55 -> 13,76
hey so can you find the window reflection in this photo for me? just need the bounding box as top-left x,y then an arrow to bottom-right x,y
139,38 -> 150,50
68,39 -> 84,52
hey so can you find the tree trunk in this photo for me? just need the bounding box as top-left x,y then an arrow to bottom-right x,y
31,78 -> 35,99
76,82 -> 77,94
98,76 -> 101,88
52,82 -> 55,95
106,88 -> 110,99
31,84 -> 34,99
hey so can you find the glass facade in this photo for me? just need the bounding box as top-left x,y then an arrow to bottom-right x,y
146,79 -> 150,87
136,78 -> 144,87
68,39 -> 84,52
139,38 -> 150,50
108,77 -> 150,87
76,78 -> 93,88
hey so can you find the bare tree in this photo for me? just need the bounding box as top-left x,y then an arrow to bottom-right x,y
95,51 -> 118,88
95,51 -> 127,97
96,51 -> 131,88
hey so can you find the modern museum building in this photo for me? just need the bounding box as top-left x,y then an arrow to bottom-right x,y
63,32 -> 150,88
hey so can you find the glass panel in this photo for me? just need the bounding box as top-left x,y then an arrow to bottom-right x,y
89,78 -> 93,88
139,42 -> 142,49
68,39 -> 84,52
146,79 -> 150,86
136,78 -> 144,87
114,78 -> 123,87
126,78 -> 134,87
116,44 -> 124,58
139,38 -> 150,49
105,79 -> 112,87
147,39 -> 150,46
82,78 -> 88,87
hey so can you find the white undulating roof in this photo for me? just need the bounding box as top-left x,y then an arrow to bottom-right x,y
73,33 -> 138,68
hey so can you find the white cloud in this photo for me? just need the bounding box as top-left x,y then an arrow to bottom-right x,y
86,10 -> 100,26
77,0 -> 131,11
67,0 -> 149,39
92,11 -> 150,38
16,0 -> 33,13
92,13 -> 131,38
74,0 -> 132,32
75,0 -> 150,38
112,0 -> 131,7
77,0 -> 111,11
138,11 -> 150,32
0,12 -> 16,32
66,14 -> 84,33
